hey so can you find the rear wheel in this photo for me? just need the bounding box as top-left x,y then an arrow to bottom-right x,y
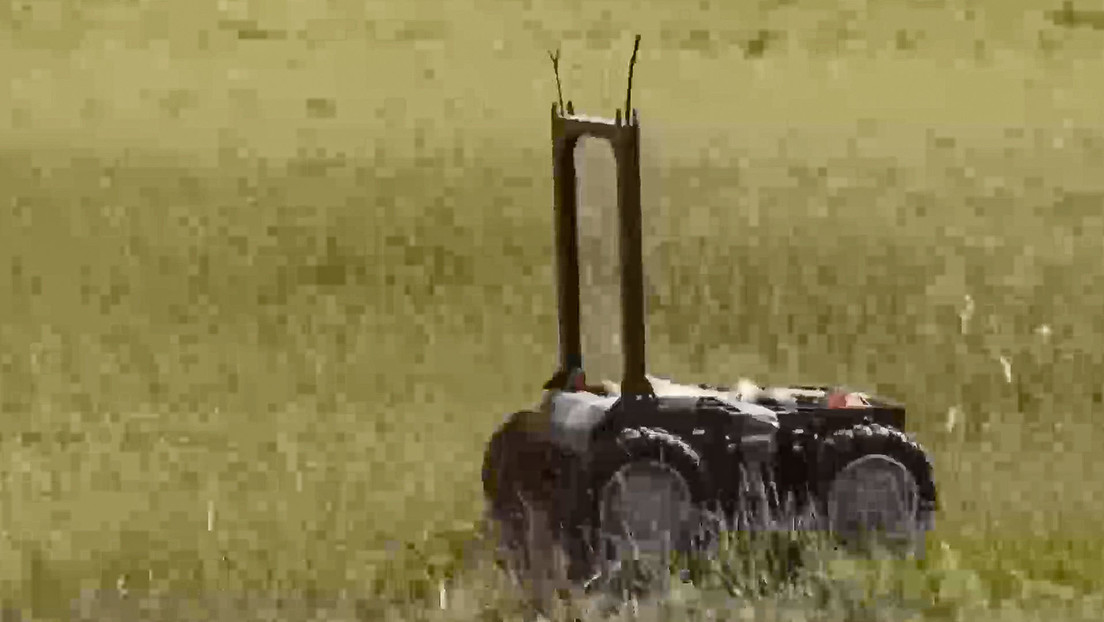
585,427 -> 712,598
481,414 -> 570,590
482,413 -> 587,617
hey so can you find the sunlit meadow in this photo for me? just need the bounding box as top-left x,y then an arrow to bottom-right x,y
2,0 -> 1104,620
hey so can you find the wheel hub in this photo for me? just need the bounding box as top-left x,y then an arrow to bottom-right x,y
827,454 -> 919,542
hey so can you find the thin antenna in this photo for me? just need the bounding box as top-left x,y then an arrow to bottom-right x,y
548,47 -> 564,114
624,34 -> 641,124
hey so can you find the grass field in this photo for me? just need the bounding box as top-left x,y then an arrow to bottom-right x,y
3,0 -> 1104,620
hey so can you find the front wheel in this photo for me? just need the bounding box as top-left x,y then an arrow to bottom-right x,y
814,423 -> 937,554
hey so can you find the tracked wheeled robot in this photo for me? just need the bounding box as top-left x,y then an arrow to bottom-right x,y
481,38 -> 937,599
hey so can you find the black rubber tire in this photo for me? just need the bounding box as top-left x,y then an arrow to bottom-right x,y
482,411 -> 588,587
482,413 -> 587,618
813,423 -> 937,536
482,414 -> 549,561
583,427 -> 714,569
481,413 -> 524,532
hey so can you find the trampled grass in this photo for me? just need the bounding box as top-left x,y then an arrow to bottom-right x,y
3,1 -> 1104,619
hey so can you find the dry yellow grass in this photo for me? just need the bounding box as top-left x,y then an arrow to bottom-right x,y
2,1 -> 1104,619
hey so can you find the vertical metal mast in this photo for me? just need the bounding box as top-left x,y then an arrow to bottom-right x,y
544,102 -> 652,398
